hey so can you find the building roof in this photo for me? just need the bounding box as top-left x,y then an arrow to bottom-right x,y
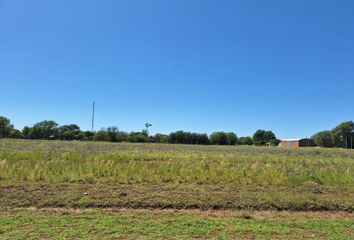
281,138 -> 311,141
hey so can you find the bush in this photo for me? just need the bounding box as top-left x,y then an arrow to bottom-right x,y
128,132 -> 148,143
76,132 -> 85,140
153,134 -> 170,143
10,129 -> 22,138
169,131 -> 209,145
210,132 -> 227,145
238,136 -> 253,145
106,127 -> 119,142
94,129 -> 108,141
116,131 -> 129,142
84,131 -> 94,141
312,131 -> 333,148
210,132 -> 237,145
269,139 -> 281,146
22,126 -> 31,139
58,124 -> 81,140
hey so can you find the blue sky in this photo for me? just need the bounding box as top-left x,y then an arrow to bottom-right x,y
1,0 -> 353,138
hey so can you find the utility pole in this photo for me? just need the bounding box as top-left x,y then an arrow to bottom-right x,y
91,102 -> 95,132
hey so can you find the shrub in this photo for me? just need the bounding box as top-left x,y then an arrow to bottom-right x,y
116,131 -> 129,142
169,131 -> 209,144
10,129 -> 22,138
128,132 -> 148,142
210,132 -> 227,145
154,134 -> 170,143
312,131 -> 333,148
106,127 -> 119,142
94,129 -> 108,141
238,136 -> 253,145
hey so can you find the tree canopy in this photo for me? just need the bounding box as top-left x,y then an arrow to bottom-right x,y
312,121 -> 354,148
312,131 -> 333,148
0,116 -> 14,138
0,115 -> 352,148
253,129 -> 277,146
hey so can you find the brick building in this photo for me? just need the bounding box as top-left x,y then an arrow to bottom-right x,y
279,138 -> 314,147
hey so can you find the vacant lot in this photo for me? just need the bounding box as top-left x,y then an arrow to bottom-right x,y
0,139 -> 353,239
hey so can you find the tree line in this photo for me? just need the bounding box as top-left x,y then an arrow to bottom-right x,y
0,116 -> 280,146
311,121 -> 353,148
0,116 -> 352,148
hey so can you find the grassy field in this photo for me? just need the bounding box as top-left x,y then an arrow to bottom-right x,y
1,209 -> 353,240
0,139 -> 353,239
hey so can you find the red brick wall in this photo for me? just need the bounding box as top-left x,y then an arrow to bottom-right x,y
280,139 -> 314,147
279,141 -> 299,147
299,139 -> 314,147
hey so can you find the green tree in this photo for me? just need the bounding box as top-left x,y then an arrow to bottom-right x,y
264,131 -> 276,142
76,132 -> 85,140
83,131 -> 94,141
58,124 -> 81,140
197,133 -> 210,145
169,131 -> 189,144
168,131 -> 209,145
93,129 -> 108,141
30,120 -> 59,139
0,116 -> 13,138
106,127 -> 119,142
10,129 -> 22,138
226,132 -> 238,145
22,126 -> 32,139
253,129 -> 276,146
210,132 -> 228,145
331,121 -> 354,148
269,138 -> 281,146
128,132 -> 148,142
238,136 -> 253,145
154,133 -> 170,143
312,131 -> 333,148
116,131 -> 129,142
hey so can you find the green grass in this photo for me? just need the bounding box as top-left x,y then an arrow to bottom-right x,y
0,209 -> 353,240
0,139 -> 353,211
1,139 -> 353,186
1,139 -> 353,239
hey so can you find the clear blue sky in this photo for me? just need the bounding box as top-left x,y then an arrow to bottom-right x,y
1,0 -> 353,138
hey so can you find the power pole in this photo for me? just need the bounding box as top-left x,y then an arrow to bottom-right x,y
91,102 -> 95,132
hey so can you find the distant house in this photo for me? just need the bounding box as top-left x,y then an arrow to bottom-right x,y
345,131 -> 354,149
279,138 -> 314,147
